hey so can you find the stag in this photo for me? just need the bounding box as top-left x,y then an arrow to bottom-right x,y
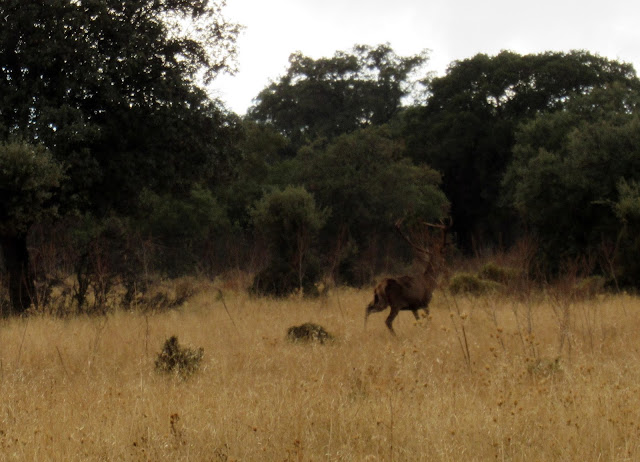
365,218 -> 451,335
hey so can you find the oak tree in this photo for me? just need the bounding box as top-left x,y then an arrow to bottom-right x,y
0,0 -> 239,312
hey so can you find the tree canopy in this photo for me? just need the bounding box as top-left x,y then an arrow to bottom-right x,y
256,125 -> 449,286
0,0 -> 240,213
403,50 -> 639,252
503,83 -> 640,275
291,126 -> 447,240
0,0 -> 240,312
248,44 -> 428,148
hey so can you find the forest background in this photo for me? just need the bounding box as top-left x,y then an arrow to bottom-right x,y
2,0 -> 640,315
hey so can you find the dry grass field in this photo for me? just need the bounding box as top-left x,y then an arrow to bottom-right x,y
1,282 -> 640,461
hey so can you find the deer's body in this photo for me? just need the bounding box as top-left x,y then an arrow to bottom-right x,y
365,219 -> 449,335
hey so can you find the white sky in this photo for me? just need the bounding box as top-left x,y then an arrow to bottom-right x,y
210,0 -> 640,115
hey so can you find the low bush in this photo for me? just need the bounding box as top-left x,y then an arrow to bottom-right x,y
286,323 -> 334,344
449,273 -> 502,296
155,336 -> 204,378
478,262 -> 521,284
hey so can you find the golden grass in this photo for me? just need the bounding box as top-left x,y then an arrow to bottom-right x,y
1,286 -> 640,461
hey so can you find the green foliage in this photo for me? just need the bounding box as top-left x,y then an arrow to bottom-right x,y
614,180 -> 640,285
250,186 -> 328,250
478,262 -> 520,284
280,125 -> 447,244
299,126 -> 447,234
137,185 -> 231,276
0,141 -> 66,313
257,125 -> 448,285
0,2 -> 240,311
449,273 -> 501,295
139,185 -> 229,243
0,142 -> 65,236
220,121 -> 293,229
0,0 -> 240,214
250,186 -> 328,296
248,44 -> 428,147
503,84 -> 640,272
404,50 -> 639,252
615,179 -> 640,227
5,6 -> 640,301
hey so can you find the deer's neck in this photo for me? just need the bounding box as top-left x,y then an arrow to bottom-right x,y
421,259 -> 441,286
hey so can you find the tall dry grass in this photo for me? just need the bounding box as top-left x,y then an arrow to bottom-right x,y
1,284 -> 640,461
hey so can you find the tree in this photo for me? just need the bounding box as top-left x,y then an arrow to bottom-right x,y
216,120 -> 293,230
138,185 -> 230,276
248,44 -> 428,148
0,0 -> 240,211
0,142 -> 64,313
614,180 -> 640,286
503,84 -> 640,274
297,126 -> 447,239
266,126 -> 448,284
250,186 -> 328,296
404,51 -> 639,252
0,0 -> 239,311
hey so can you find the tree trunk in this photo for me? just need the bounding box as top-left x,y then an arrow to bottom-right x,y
1,234 -> 34,315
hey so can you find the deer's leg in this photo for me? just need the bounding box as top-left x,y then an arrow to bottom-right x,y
385,307 -> 399,335
412,307 -> 432,322
423,295 -> 432,316
365,296 -> 388,328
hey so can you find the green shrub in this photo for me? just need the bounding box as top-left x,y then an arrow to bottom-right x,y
250,186 -> 328,297
449,273 -> 502,295
478,262 -> 520,284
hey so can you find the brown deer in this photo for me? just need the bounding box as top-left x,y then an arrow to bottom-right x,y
365,218 -> 451,335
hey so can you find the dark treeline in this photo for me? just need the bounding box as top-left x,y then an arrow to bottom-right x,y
2,0 -> 640,314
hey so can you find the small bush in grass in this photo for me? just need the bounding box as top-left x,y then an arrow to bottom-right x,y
155,336 -> 204,378
287,323 -> 334,344
449,273 -> 502,295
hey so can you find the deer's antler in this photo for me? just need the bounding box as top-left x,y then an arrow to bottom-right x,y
396,217 -> 452,258
395,219 -> 432,258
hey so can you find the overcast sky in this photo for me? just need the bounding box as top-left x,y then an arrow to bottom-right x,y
210,0 -> 640,114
